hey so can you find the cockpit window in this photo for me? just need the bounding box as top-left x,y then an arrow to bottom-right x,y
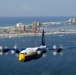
20,52 -> 27,54
24,52 -> 27,54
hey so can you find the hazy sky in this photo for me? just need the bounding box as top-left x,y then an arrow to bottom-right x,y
0,0 -> 76,17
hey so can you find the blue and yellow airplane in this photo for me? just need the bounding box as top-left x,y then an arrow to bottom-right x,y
0,30 -> 76,62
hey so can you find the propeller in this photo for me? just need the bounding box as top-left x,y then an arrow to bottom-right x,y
11,50 -> 15,54
0,51 -> 3,56
52,45 -> 63,56
0,46 -> 9,56
42,53 -> 46,57
52,51 -> 57,56
0,44 -> 20,57
4,52 -> 8,56
16,54 -> 19,57
0,46 -> 3,50
53,45 -> 57,50
2,46 -> 9,56
52,45 -> 57,56
42,50 -> 47,57
0,46 -> 3,56
14,43 -> 17,49
37,51 -> 42,54
14,43 -> 19,57
60,51 -> 63,56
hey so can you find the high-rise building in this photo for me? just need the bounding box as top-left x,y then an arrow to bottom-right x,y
72,18 -> 75,23
16,22 -> 25,32
32,22 -> 38,33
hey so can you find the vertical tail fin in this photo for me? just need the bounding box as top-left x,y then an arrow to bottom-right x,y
41,29 -> 45,46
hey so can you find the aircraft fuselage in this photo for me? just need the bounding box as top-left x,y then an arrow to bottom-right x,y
18,51 -> 43,62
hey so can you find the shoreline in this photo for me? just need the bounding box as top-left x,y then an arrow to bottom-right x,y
0,31 -> 76,38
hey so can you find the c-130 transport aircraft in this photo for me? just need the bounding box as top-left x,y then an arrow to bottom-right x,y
0,30 -> 76,62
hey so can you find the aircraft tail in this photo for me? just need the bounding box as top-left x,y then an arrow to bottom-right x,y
41,29 -> 45,46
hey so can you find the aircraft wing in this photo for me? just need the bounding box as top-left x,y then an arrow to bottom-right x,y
47,45 -> 76,56
45,45 -> 76,50
37,45 -> 76,56
1,45 -> 76,56
63,46 -> 76,50
0,46 -> 26,56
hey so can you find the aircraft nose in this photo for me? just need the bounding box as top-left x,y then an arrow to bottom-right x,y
18,54 -> 25,62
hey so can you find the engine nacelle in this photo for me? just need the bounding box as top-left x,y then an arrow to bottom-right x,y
57,48 -> 62,53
